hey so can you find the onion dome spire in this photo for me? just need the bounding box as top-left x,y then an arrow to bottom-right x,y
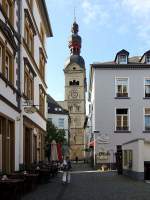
68,21 -> 81,55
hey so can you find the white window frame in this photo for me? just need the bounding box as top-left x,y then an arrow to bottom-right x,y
58,118 -> 64,128
115,77 -> 129,97
144,108 -> 150,131
115,108 -> 130,131
118,55 -> 127,64
144,77 -> 150,98
5,53 -> 10,80
146,56 -> 150,64
0,44 -> 2,73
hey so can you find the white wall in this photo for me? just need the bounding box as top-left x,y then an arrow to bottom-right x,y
47,113 -> 69,141
122,139 -> 144,172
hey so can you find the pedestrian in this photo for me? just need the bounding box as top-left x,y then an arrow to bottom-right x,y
62,156 -> 72,184
75,156 -> 78,163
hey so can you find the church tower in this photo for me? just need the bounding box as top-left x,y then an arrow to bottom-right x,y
64,21 -> 86,160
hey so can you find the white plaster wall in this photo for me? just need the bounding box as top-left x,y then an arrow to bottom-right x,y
90,68 -> 150,158
122,139 -> 144,172
47,113 -> 69,140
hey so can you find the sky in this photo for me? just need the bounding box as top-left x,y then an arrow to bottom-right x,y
45,0 -> 150,101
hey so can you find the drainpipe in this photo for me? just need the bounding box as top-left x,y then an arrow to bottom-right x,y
17,0 -> 24,168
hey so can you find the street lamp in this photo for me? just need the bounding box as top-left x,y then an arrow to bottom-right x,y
93,130 -> 100,167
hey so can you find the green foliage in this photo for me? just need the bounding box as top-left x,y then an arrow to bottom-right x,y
45,120 -> 67,159
46,120 -> 66,144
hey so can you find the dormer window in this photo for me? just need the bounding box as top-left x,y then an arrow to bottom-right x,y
118,55 -> 127,64
115,49 -> 129,64
146,55 -> 150,64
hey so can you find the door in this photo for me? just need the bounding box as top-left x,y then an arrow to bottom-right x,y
0,117 -> 2,172
144,162 -> 150,180
116,145 -> 123,175
25,127 -> 32,167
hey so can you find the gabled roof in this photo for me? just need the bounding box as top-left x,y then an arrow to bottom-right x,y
115,49 -> 129,62
47,94 -> 68,115
140,50 -> 150,62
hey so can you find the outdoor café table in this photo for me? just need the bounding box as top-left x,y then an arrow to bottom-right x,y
35,168 -> 50,184
0,178 -> 24,200
10,172 -> 39,194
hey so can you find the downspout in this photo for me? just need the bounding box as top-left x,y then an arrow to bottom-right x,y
17,0 -> 24,168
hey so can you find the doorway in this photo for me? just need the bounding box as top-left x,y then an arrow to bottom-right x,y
144,162 -> 150,180
24,127 -> 32,167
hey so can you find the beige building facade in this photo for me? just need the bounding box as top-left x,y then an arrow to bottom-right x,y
63,22 -> 86,160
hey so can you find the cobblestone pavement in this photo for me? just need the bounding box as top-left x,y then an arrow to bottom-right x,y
23,166 -> 150,200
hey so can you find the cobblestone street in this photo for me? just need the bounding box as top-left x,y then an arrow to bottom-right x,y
23,164 -> 150,200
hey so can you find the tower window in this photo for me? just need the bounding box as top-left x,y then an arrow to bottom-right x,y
69,80 -> 80,86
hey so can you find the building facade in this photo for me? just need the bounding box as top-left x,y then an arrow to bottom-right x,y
0,0 -> 21,173
64,21 -> 86,160
47,95 -> 70,142
89,49 -> 150,168
0,0 -> 53,172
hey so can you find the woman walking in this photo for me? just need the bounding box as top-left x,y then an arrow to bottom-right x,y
62,156 -> 72,184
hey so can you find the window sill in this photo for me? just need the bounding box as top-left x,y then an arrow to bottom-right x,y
115,97 -> 130,99
114,130 -> 131,133
143,131 -> 150,133
143,97 -> 150,99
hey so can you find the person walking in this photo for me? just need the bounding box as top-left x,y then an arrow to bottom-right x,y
62,156 -> 72,184
75,156 -> 78,163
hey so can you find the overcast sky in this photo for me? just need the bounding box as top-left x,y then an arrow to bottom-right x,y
45,0 -> 150,101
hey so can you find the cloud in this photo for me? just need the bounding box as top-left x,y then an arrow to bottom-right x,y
121,0 -> 150,45
81,0 -> 109,26
122,0 -> 150,15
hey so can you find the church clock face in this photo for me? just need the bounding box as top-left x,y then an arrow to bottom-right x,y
71,88 -> 78,98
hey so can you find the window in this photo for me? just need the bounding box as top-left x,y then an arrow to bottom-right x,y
69,80 -> 79,86
116,78 -> 128,97
24,13 -> 34,55
48,118 -> 52,122
58,118 -> 64,128
39,49 -> 45,80
118,55 -> 127,64
4,0 -> 14,25
144,108 -> 150,131
5,53 -> 9,80
5,51 -> 13,83
123,150 -> 132,169
144,79 -> 150,97
40,25 -> 45,45
146,56 -> 150,64
24,65 -> 34,100
28,0 -> 33,9
116,109 -> 129,131
0,44 -> 2,72
39,85 -> 45,116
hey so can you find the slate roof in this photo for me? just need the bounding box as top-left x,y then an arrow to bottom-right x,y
64,55 -> 85,69
93,56 -> 141,65
47,95 -> 68,115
